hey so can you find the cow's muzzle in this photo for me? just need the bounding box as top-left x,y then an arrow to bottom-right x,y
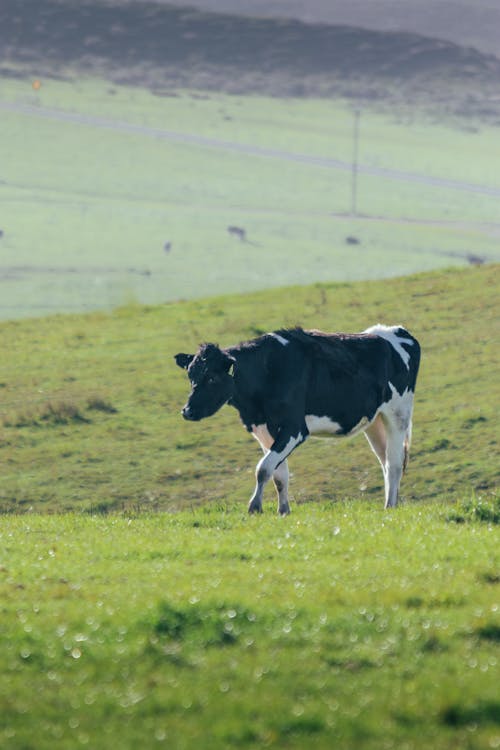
182,405 -> 199,421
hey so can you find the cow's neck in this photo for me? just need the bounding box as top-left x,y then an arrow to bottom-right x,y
225,345 -> 269,430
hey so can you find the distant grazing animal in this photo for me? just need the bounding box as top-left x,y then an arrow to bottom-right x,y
466,253 -> 485,266
163,241 -> 172,253
227,225 -> 246,241
175,324 -> 421,514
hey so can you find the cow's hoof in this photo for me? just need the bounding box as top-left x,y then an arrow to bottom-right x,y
278,506 -> 290,517
248,504 -> 263,514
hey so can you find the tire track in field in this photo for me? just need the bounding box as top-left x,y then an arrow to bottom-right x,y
2,100 -> 500,198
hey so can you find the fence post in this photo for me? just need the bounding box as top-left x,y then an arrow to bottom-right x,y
351,109 -> 360,217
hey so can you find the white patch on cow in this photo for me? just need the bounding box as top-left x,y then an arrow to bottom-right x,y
251,423 -> 274,450
268,332 -> 289,346
248,431 -> 303,514
382,383 -> 415,430
305,414 -> 342,437
259,433 -> 304,479
273,433 -> 303,466
364,323 -> 414,369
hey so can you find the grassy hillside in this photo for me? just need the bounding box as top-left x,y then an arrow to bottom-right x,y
0,264 -> 498,514
0,266 -> 498,749
1,76 -> 500,318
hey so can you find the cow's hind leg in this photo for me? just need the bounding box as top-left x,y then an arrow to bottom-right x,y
383,425 -> 406,508
364,414 -> 387,484
365,411 -> 410,509
380,406 -> 413,508
380,390 -> 415,508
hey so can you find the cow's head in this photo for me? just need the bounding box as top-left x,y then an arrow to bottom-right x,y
174,343 -> 235,421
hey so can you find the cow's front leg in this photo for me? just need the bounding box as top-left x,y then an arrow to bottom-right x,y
273,460 -> 290,516
248,428 -> 306,514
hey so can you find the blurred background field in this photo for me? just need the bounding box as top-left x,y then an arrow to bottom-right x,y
1,78 -> 500,317
1,0 -> 500,318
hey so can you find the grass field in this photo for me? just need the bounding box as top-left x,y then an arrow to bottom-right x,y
1,76 -> 500,318
1,502 -> 499,750
0,265 -> 499,748
1,4 -> 499,745
0,264 -> 498,513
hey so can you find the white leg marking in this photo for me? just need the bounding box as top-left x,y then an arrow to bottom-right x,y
252,424 -> 291,514
248,433 -> 303,514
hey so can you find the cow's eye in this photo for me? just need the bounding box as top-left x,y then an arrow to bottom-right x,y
207,376 -> 216,385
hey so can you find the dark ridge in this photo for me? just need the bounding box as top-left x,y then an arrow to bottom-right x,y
1,0 -> 500,116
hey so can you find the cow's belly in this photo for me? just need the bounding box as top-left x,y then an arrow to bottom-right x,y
305,414 -> 371,438
253,414 -> 373,447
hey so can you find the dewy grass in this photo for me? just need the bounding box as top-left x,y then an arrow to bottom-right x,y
0,504 -> 498,749
448,493 -> 500,525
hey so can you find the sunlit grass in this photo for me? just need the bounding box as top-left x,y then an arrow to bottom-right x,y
0,264 -> 498,748
0,502 -> 498,749
0,264 -> 498,514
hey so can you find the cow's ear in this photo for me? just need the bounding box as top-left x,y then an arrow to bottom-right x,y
174,353 -> 194,370
222,352 -> 236,374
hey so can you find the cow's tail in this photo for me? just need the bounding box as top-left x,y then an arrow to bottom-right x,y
401,328 -> 420,475
403,419 -> 413,474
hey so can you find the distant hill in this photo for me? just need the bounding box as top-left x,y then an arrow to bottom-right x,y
166,0 -> 500,59
1,0 -> 500,120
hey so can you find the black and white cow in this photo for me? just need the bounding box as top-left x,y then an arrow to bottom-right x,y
175,325 -> 420,514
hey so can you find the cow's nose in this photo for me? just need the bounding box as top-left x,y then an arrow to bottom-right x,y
182,405 -> 193,420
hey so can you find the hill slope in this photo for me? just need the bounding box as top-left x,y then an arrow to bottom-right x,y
1,0 -> 500,119
0,265 -> 498,514
171,0 -> 500,58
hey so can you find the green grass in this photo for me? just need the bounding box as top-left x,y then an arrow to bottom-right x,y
0,502 -> 499,749
0,264 -> 498,514
0,265 -> 499,748
1,76 -> 500,317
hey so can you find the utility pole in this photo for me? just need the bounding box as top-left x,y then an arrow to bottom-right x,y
351,109 -> 360,217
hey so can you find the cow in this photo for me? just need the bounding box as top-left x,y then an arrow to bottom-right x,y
227,226 -> 246,241
175,324 -> 420,515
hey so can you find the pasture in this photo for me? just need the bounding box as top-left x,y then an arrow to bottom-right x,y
1,75 -> 500,318
0,265 -> 499,748
1,4 -> 499,745
1,503 -> 499,750
0,264 -> 498,514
